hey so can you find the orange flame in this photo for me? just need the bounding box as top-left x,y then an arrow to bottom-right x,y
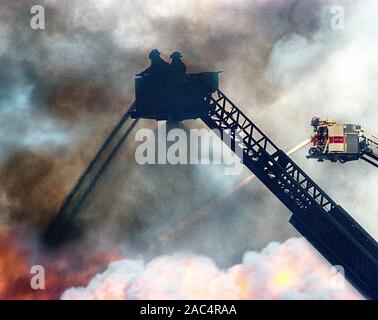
0,226 -> 121,300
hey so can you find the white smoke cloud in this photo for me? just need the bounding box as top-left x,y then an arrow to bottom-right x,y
0,83 -> 70,163
261,0 -> 378,238
62,238 -> 361,300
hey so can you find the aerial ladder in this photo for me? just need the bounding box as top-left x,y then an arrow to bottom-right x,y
43,71 -> 378,300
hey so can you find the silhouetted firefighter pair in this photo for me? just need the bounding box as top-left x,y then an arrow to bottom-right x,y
132,49 -> 219,121
136,49 -> 186,79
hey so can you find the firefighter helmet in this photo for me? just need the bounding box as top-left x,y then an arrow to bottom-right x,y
149,49 -> 161,59
311,116 -> 320,127
170,51 -> 183,59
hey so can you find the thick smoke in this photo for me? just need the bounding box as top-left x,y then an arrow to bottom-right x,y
0,0 -> 330,255
62,238 -> 361,300
0,0 -> 376,298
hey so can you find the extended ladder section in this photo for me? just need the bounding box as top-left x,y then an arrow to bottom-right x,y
43,88 -> 378,299
201,90 -> 378,300
362,134 -> 378,168
43,104 -> 139,244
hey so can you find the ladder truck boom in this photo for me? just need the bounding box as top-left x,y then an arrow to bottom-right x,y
202,90 -> 378,299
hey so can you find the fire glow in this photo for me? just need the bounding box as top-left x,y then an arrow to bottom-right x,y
62,238 -> 362,300
0,226 -> 120,300
0,226 -> 363,300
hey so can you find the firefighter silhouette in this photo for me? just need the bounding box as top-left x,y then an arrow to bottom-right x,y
136,49 -> 170,77
135,50 -> 189,116
169,51 -> 187,76
315,127 -> 327,151
310,116 -> 336,153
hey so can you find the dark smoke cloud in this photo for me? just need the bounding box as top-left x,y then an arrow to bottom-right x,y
0,150 -> 85,228
1,0 -> 375,268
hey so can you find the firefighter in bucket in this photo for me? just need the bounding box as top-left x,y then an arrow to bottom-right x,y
309,116 -> 336,156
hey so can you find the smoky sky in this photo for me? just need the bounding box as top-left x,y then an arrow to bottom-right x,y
0,0 -> 376,266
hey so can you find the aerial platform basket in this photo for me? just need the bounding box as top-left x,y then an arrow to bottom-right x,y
130,71 -> 220,121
